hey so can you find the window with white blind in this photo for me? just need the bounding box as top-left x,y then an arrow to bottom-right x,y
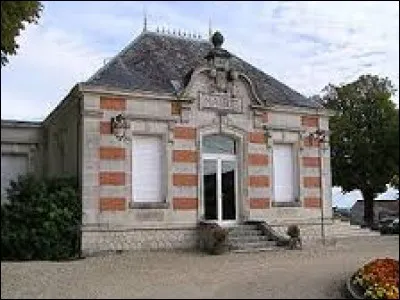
132,135 -> 164,203
273,143 -> 297,202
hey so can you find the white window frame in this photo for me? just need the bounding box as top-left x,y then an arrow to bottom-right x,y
201,153 -> 238,225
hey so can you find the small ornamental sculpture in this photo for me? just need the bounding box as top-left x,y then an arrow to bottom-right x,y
308,128 -> 329,150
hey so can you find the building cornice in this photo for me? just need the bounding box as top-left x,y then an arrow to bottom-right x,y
78,83 -> 193,102
250,104 -> 336,117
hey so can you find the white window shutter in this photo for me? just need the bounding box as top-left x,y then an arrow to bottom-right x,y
132,136 -> 163,202
273,144 -> 295,202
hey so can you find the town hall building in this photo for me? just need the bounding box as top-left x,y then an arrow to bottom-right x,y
1,28 -> 333,254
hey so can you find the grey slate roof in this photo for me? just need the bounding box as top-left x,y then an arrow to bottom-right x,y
84,31 -> 321,108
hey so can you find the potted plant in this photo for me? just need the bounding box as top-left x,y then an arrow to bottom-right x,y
198,223 -> 229,255
286,224 -> 302,250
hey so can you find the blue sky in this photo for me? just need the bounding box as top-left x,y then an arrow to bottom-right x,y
1,1 -> 398,206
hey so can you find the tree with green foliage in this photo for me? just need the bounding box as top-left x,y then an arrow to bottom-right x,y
1,1 -> 43,66
322,75 -> 399,227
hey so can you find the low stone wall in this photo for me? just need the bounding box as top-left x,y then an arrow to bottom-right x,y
81,223 -> 336,255
81,228 -> 197,256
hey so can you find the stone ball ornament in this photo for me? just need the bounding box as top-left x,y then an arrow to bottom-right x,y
212,31 -> 224,48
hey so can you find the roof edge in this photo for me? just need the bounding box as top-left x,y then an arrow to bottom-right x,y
1,119 -> 42,128
78,83 -> 192,101
42,84 -> 81,126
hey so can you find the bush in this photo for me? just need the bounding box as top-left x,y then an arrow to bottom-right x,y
1,175 -> 81,261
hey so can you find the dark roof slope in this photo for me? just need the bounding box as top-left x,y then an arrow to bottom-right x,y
84,31 -> 321,108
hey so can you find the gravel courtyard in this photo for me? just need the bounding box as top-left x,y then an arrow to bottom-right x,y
1,235 -> 398,299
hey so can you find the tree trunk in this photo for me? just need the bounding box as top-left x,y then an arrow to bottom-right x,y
361,190 -> 375,228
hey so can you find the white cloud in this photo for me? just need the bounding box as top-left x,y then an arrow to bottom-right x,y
1,14 -> 109,120
2,1 -> 398,121
376,186 -> 399,201
332,187 -> 363,208
256,1 -> 399,103
1,1 -> 398,207
333,186 -> 399,208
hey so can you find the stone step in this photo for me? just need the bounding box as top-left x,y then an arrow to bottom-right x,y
333,223 -> 376,228
331,225 -> 376,230
332,232 -> 379,236
332,232 -> 380,237
228,224 -> 259,231
332,224 -> 370,228
331,230 -> 380,235
331,228 -> 379,234
332,229 -> 377,233
232,247 -> 279,253
228,235 -> 273,243
229,229 -> 264,236
230,240 -> 277,249
333,235 -> 380,239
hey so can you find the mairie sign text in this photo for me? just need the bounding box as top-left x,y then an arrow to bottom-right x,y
199,92 -> 242,113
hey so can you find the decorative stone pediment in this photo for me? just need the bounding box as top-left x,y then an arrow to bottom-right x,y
179,31 -> 263,114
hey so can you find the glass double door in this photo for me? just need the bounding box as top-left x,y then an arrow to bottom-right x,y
202,154 -> 237,224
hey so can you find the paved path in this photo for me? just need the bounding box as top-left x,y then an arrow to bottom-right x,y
1,236 -> 398,299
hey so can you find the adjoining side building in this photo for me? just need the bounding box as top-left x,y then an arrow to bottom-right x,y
350,200 -> 399,226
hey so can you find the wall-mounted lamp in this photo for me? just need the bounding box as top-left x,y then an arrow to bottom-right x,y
308,129 -> 329,150
111,114 -> 130,141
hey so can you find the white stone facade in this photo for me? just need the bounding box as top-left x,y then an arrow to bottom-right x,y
77,66 -> 333,254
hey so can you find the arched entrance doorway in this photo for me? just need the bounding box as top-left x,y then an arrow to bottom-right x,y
201,134 -> 238,225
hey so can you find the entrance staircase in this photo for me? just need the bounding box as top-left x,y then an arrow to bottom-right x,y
227,223 -> 284,252
226,220 -> 381,252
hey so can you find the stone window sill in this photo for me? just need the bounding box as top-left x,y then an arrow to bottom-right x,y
271,201 -> 301,208
129,202 -> 169,209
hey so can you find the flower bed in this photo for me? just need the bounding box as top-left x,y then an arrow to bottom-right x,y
351,258 -> 399,299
